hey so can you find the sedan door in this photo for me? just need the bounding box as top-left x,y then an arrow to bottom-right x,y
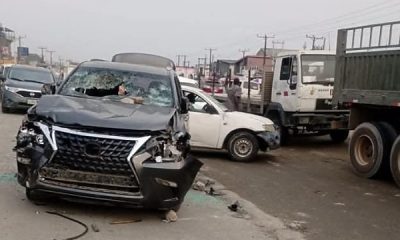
184,91 -> 222,148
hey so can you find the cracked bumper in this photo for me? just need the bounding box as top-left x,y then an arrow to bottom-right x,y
257,131 -> 280,150
17,144 -> 202,209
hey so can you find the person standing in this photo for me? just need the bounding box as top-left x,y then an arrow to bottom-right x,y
227,77 -> 242,111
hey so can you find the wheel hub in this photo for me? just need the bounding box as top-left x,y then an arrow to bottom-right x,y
234,138 -> 253,157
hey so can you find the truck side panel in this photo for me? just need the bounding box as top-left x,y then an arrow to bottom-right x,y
334,21 -> 400,107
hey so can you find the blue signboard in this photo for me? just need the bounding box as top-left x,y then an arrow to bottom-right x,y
17,47 -> 29,57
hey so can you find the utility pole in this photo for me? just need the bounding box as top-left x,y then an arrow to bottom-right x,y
177,54 -> 186,67
16,35 -> 26,63
239,48 -> 249,59
272,40 -> 285,49
38,47 -> 47,63
257,34 -> 274,67
47,50 -> 55,67
306,34 -> 325,50
205,48 -> 216,77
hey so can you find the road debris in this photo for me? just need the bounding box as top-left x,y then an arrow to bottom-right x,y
46,211 -> 88,240
334,202 -> 346,206
287,220 -> 308,232
110,219 -> 142,224
228,201 -> 240,212
192,180 -> 206,192
164,210 -> 178,223
91,224 -> 100,232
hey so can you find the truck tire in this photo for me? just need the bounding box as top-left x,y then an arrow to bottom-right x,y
390,136 -> 400,187
329,130 -> 349,143
268,113 -> 288,145
227,131 -> 259,162
349,122 -> 393,178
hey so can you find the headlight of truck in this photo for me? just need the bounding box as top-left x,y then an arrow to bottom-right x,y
5,86 -> 20,93
263,124 -> 276,132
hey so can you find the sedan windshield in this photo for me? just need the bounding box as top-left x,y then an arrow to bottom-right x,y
59,67 -> 174,107
301,55 -> 335,84
9,68 -> 54,84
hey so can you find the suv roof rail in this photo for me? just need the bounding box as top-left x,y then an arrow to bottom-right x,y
112,53 -> 176,70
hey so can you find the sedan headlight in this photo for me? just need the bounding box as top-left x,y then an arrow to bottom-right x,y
263,124 -> 276,132
5,86 -> 20,93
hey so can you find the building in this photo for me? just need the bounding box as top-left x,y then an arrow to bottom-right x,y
0,24 -> 15,64
215,59 -> 236,77
234,55 -> 273,75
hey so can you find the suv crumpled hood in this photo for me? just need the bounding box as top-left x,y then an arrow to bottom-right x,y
34,95 -> 176,131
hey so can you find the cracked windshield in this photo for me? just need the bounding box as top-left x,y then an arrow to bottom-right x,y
1,1 -> 400,240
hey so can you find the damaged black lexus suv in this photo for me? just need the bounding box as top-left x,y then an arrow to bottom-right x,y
15,59 -> 202,211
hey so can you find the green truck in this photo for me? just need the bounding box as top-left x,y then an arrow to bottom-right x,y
333,20 -> 400,186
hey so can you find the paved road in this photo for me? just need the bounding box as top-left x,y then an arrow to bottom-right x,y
0,111 -> 302,240
195,136 -> 400,240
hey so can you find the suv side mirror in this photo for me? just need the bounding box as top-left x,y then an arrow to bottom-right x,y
0,74 -> 5,81
41,84 -> 56,95
180,97 -> 189,114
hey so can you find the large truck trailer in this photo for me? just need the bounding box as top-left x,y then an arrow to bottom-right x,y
333,20 -> 400,186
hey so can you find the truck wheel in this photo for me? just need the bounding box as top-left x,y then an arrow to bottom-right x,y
349,122 -> 393,178
268,114 -> 288,145
329,130 -> 349,143
390,136 -> 400,187
227,131 -> 259,162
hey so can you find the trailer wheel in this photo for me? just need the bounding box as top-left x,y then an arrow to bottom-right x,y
329,130 -> 349,143
227,131 -> 259,162
390,136 -> 400,187
349,122 -> 390,178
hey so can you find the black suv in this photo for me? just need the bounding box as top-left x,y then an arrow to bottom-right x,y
1,65 -> 55,113
15,56 -> 202,210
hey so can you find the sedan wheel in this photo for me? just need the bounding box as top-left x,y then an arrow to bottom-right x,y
227,131 -> 259,162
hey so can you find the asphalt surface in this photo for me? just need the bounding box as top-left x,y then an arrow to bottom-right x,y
195,136 -> 400,240
0,110 -> 302,240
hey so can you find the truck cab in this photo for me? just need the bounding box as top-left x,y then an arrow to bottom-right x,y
267,51 -> 349,143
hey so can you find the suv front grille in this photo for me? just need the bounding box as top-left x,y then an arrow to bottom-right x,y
42,129 -> 140,192
16,90 -> 41,98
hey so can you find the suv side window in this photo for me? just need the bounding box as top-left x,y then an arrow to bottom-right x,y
280,57 -> 293,80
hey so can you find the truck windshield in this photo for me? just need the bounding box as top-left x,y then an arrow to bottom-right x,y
301,55 -> 335,84
59,67 -> 174,107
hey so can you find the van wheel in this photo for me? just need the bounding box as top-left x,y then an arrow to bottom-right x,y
390,136 -> 400,187
2,105 -> 9,113
349,122 -> 394,178
227,131 -> 259,162
329,130 -> 349,143
26,189 -> 48,202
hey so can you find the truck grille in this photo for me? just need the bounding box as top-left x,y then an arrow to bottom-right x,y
16,90 -> 41,98
42,129 -> 140,192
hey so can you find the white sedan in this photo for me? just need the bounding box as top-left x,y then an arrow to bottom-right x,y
182,85 -> 280,162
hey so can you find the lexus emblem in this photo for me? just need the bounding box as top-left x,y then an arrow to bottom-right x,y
29,92 -> 35,97
84,142 -> 101,157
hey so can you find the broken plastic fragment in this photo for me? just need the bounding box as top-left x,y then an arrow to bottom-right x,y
155,156 -> 163,163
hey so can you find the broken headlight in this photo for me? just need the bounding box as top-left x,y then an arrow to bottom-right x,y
145,136 -> 183,163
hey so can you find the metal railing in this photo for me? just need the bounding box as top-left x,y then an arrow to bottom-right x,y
339,20 -> 400,51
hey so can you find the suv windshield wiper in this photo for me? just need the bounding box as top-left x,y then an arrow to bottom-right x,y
24,79 -> 47,84
10,77 -> 24,81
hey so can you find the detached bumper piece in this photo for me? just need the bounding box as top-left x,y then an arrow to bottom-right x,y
16,126 -> 202,210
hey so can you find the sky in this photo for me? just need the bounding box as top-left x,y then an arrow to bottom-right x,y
2,0 -> 400,64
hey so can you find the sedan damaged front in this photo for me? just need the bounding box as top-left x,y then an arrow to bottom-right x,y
14,61 -> 202,210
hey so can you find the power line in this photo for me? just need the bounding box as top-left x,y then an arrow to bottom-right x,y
38,47 -> 47,63
47,50 -> 55,66
306,35 -> 325,50
272,40 -> 285,49
257,34 -> 274,66
239,48 -> 249,58
205,48 -> 216,76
